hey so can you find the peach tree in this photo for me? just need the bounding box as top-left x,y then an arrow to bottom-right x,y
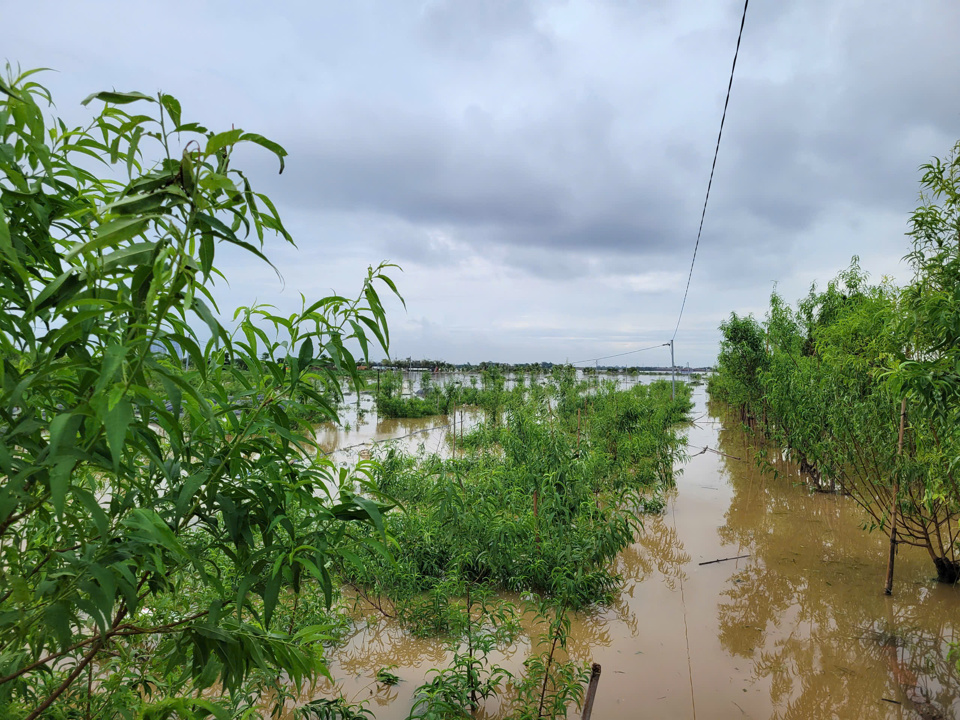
0,68 -> 398,717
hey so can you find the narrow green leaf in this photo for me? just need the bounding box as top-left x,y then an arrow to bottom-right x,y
177,474 -> 206,518
98,213 -> 151,242
94,344 -> 128,397
74,487 -> 109,537
239,133 -> 287,173
44,603 -> 73,649
192,297 -> 225,344
82,90 -> 155,106
298,337 -> 314,369
0,211 -> 13,257
100,241 -> 158,272
29,268 -> 80,316
262,570 -> 281,629
199,172 -> 240,197
124,508 -> 187,557
160,94 -> 182,128
352,496 -> 386,536
206,128 -> 244,156
199,233 -> 214,278
0,76 -> 25,101
104,189 -> 173,216
105,399 -> 134,472
47,412 -> 82,456
49,457 -> 75,516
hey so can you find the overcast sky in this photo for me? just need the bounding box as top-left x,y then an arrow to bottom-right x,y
4,1 -> 959,366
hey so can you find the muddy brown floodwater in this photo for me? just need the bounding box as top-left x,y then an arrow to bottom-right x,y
300,386 -> 960,719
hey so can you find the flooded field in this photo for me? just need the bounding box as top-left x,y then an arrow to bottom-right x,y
316,370 -> 682,463
303,384 -> 959,719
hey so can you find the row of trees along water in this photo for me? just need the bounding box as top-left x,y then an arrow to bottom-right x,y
708,141 -> 960,587
372,366 -> 700,420
0,70 -> 693,718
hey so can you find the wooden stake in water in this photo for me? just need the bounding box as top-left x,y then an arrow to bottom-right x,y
885,397 -> 908,596
581,663 -> 602,720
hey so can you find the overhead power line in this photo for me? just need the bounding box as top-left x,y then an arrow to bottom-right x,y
569,343 -> 669,366
672,0 -> 750,342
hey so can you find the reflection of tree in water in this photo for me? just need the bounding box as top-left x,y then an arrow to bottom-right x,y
367,682 -> 401,708
603,588 -> 639,640
609,538 -> 653,585
334,615 -> 450,675
864,621 -> 957,719
630,502 -> 691,592
579,504 -> 689,649
564,607 -> 616,664
712,401 -> 960,719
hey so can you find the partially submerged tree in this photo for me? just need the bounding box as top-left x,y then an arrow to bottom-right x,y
885,142 -> 960,582
0,68 -> 399,716
711,312 -> 767,427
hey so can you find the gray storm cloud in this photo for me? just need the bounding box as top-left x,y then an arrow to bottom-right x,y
4,0 -> 959,364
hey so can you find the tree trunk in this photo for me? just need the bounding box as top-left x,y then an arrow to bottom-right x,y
933,556 -> 960,585
885,397 -> 908,595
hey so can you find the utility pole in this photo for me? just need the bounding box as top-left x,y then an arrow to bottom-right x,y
670,339 -> 676,400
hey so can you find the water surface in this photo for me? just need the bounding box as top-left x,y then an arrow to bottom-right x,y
301,386 -> 959,719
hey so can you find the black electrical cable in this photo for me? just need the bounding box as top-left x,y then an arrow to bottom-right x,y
672,0 -> 750,342
569,342 -> 670,366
